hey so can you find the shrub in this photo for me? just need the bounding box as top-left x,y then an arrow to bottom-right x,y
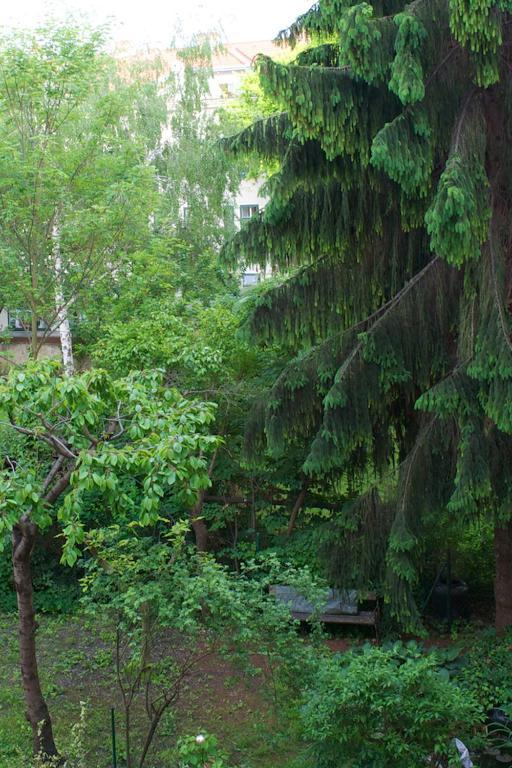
456,629 -> 512,711
300,644 -> 483,768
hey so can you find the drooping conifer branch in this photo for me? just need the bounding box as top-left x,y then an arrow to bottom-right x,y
305,257 -> 457,474
295,44 -> 340,67
221,112 -> 293,161
385,414 -> 456,627
256,54 -> 394,161
226,0 -> 512,629
250,256 -> 457,482
223,172 -> 422,272
371,106 -> 434,196
426,94 -> 490,265
449,0 -> 503,86
245,225 -> 428,346
323,488 -> 395,591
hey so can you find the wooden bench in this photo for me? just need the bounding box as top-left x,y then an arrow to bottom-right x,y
271,587 -> 380,641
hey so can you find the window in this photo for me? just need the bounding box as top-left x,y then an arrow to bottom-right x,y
242,272 -> 260,288
240,204 -> 259,221
219,82 -> 234,98
8,311 -> 47,331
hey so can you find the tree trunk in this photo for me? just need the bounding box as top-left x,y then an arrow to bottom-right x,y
52,222 -> 74,376
494,520 -> 512,635
286,482 -> 309,537
190,492 -> 209,552
30,305 -> 38,361
189,448 -> 219,552
12,517 -> 58,759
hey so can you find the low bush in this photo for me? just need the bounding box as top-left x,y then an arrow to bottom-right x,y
300,644 -> 484,768
456,629 -> 512,711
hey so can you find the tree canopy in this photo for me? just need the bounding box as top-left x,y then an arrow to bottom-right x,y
222,0 -> 512,630
0,23 -> 156,359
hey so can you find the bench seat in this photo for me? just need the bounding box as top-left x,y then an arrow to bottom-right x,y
290,609 -> 378,626
270,585 -> 380,640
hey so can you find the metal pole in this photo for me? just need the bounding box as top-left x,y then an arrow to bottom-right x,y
447,550 -> 452,633
111,707 -> 117,768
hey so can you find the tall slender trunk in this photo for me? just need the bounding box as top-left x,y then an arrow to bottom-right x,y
189,448 -> 218,552
494,520 -> 512,635
125,706 -> 132,768
190,490 -> 209,552
286,481 -> 309,537
52,222 -> 74,376
484,66 -> 512,635
12,516 -> 58,758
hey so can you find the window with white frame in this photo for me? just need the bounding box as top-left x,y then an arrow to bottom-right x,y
242,272 -> 260,288
239,204 -> 259,221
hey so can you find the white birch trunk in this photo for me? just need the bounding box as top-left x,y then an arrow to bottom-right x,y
52,222 -> 74,376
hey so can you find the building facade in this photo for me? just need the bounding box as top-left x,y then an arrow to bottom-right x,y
119,38 -> 279,289
0,309 -> 61,368
207,42 -> 278,289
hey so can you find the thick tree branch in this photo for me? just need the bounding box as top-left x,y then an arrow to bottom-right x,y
42,456 -> 65,492
44,468 -> 74,505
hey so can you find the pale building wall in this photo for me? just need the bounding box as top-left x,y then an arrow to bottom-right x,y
0,339 -> 62,372
114,40 -> 277,290
0,309 -> 62,370
236,178 -> 267,213
234,178 -> 271,288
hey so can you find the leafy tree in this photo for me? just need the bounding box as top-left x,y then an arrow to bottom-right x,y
87,287 -> 281,550
0,23 -> 156,367
154,38 -> 241,253
0,361 -> 218,758
223,0 -> 512,631
82,529 -> 323,768
74,36 -> 245,358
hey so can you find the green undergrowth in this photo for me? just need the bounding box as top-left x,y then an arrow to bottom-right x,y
2,614 -> 511,767
0,614 -> 304,768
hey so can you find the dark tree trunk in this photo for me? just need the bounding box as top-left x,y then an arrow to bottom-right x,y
189,448 -> 219,552
286,483 -> 309,537
190,493 -> 209,552
12,517 -> 58,759
494,520 -> 512,635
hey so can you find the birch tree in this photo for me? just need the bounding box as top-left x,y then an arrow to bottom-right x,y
0,23 -> 156,361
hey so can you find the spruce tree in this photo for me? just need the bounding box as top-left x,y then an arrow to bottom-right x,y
223,0 -> 512,631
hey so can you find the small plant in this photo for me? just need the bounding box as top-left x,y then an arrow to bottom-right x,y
487,704 -> 512,758
82,531 -> 322,768
21,703 -> 89,768
177,732 -> 231,768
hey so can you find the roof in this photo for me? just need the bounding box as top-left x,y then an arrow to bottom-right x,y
211,40 -> 283,70
114,39 -> 285,75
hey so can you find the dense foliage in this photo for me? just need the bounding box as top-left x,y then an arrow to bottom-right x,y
301,643 -> 483,768
222,0 -> 512,631
1,6 -> 512,767
0,24 -> 155,360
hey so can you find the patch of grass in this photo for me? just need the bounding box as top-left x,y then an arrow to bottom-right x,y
0,614 -> 304,768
